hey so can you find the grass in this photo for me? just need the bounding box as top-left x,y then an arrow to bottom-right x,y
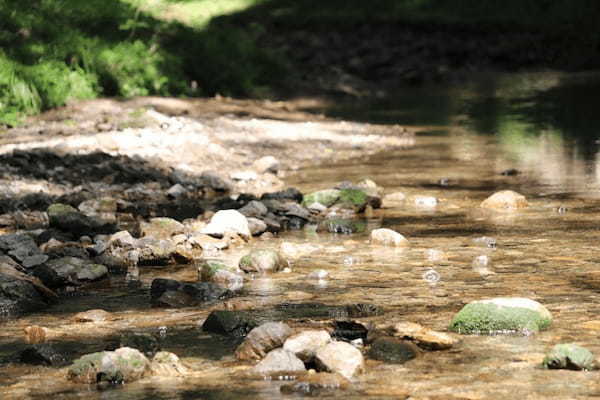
1,0 -> 599,126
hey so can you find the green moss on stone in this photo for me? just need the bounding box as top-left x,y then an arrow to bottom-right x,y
543,343 -> 595,370
67,351 -> 108,383
199,261 -> 230,281
338,189 -> 368,209
449,303 -> 552,335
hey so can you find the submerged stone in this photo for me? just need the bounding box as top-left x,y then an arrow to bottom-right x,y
449,297 -> 552,335
543,343 -> 595,371
368,337 -> 420,364
280,372 -> 350,394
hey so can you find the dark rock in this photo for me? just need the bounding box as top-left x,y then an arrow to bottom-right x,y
238,201 -> 268,218
261,188 -> 303,203
40,257 -> 108,286
368,337 -> 420,364
36,229 -> 75,245
332,320 -> 369,342
120,332 -> 160,358
0,272 -> 48,318
19,344 -> 67,366
150,278 -> 232,307
0,233 -> 45,267
500,168 -> 520,176
202,310 -> 258,337
45,243 -> 89,260
199,171 -> 232,192
47,203 -> 117,237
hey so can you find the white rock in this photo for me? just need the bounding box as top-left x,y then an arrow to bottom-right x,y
370,228 -> 409,247
315,341 -> 364,379
201,210 -> 250,239
480,190 -> 528,210
283,330 -> 331,362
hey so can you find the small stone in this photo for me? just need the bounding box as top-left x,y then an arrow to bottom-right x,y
167,184 -> 187,199
283,330 -> 331,362
72,309 -> 111,323
252,348 -> 306,375
239,201 -> 268,218
247,217 -> 268,236
140,217 -> 185,240
120,332 -> 160,358
239,249 -> 287,274
150,351 -> 188,377
382,321 -> 459,350
368,337 -> 420,363
315,341 -> 364,379
370,228 -> 409,247
24,325 -> 47,344
543,343 -> 595,371
472,236 -> 497,248
480,190 -> 528,210
20,344 -> 67,366
253,156 -> 280,174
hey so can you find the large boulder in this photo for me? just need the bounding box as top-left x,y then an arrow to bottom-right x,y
449,297 -> 552,335
67,347 -> 150,384
480,190 -> 528,210
239,249 -> 287,274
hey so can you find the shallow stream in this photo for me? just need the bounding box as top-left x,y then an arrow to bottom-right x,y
3,71 -> 600,399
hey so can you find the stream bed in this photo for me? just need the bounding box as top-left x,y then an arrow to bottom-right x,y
2,71 -> 600,399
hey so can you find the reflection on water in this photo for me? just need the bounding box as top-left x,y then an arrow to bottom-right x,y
3,71 -> 600,399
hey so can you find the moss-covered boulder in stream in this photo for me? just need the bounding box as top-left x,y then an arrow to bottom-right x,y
67,347 -> 150,384
449,297 -> 552,335
317,218 -> 366,234
543,343 -> 596,371
337,189 -> 369,211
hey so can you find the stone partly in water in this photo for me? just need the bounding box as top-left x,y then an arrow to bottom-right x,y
337,189 -> 369,211
71,309 -> 112,323
379,321 -> 459,350
239,249 -> 287,274
201,210 -> 251,239
370,228 -> 409,247
198,261 -> 244,291
67,347 -> 150,384
236,322 -> 293,361
317,218 -> 366,234
542,343 -> 596,371
150,278 -> 232,307
120,332 -> 160,358
315,341 -> 364,380
480,190 -> 528,210
202,310 -> 258,337
368,337 -> 420,364
150,351 -> 189,377
0,270 -> 49,317
47,203 -> 116,236
37,257 -> 108,287
0,233 -> 47,268
19,344 -> 67,366
280,372 -> 350,394
252,348 -> 306,375
140,217 -> 185,240
449,297 -> 552,335
283,330 -> 332,362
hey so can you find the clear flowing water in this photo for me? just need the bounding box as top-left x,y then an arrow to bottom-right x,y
3,71 -> 600,399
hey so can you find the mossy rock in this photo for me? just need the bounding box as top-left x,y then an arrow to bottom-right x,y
68,348 -> 150,384
67,351 -> 109,383
543,343 -> 595,371
337,189 -> 369,210
302,189 -> 341,208
199,261 -> 232,281
449,298 -> 552,335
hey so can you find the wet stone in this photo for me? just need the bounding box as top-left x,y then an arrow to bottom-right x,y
378,321 -> 459,350
202,310 -> 258,337
480,190 -> 528,210
235,322 -> 293,361
72,309 -> 111,323
150,278 -> 232,307
0,272 -> 49,317
67,347 -> 150,384
150,351 -> 188,377
370,228 -> 409,247
120,332 -> 160,358
140,217 -> 185,240
238,200 -> 268,218
247,217 -> 268,236
261,188 -> 303,203
0,233 -> 45,267
47,203 -> 116,236
252,348 -> 306,376
19,344 -> 67,366
543,343 -> 595,371
332,320 -> 369,342
368,337 -> 420,364
40,257 -> 108,286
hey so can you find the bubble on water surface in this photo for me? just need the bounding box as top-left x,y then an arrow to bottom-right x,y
422,268 -> 441,284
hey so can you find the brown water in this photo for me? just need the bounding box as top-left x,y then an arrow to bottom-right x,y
3,71 -> 600,399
